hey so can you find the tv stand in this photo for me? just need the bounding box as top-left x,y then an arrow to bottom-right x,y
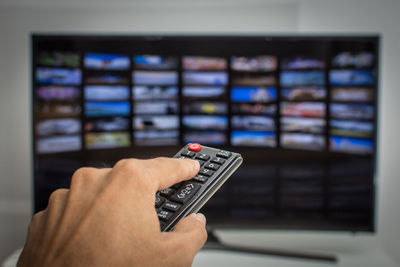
203,229 -> 337,263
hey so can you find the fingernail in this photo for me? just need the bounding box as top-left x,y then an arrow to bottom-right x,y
194,213 -> 206,224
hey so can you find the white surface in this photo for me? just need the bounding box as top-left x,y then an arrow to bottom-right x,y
0,0 -> 400,264
2,231 -> 398,267
193,231 -> 398,267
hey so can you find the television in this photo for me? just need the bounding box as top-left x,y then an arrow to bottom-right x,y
32,35 -> 379,232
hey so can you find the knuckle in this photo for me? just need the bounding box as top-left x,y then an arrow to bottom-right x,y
48,188 -> 68,205
113,158 -> 147,186
114,158 -> 140,174
70,167 -> 96,189
29,210 -> 45,233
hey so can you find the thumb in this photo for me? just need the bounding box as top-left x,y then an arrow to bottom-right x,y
170,213 -> 208,254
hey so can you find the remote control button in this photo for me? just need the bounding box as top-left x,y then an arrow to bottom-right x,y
195,153 -> 210,161
158,210 -> 173,221
181,150 -> 195,158
188,143 -> 202,152
205,162 -> 220,171
211,157 -> 225,165
193,174 -> 208,183
162,201 -> 181,212
196,159 -> 205,166
159,188 -> 175,197
170,182 -> 201,204
155,195 -> 166,208
171,182 -> 182,190
217,150 -> 231,159
199,168 -> 214,177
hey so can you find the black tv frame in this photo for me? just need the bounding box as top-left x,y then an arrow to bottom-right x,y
31,35 -> 379,235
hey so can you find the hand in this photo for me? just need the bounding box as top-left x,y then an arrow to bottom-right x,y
17,157 -> 207,267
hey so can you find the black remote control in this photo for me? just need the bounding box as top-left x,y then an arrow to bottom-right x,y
155,143 -> 243,232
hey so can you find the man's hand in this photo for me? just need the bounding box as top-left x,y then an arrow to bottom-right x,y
17,157 -> 207,267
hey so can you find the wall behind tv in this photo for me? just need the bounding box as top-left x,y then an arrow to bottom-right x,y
0,0 -> 399,264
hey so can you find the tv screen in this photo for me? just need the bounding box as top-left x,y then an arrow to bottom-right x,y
32,35 -> 378,231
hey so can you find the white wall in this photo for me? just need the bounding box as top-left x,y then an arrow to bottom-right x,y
1,0 -> 399,264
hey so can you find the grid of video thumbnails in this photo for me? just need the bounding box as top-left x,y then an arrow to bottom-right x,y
205,51 -> 376,225
35,51 -> 376,155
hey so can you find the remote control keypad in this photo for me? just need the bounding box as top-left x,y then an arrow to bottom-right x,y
155,144 -> 240,232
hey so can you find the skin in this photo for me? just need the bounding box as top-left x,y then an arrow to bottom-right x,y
17,157 -> 207,267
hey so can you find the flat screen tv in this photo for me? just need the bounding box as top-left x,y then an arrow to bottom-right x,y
32,35 -> 379,232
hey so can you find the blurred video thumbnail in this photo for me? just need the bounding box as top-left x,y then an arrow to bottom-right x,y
330,103 -> 374,120
38,103 -> 81,117
281,117 -> 325,134
183,71 -> 228,86
183,102 -> 227,115
37,68 -> 82,85
331,87 -> 374,102
85,132 -> 131,149
134,131 -> 179,146
232,103 -> 277,116
330,120 -> 373,138
85,74 -> 129,85
85,102 -> 131,117
37,118 -> 81,136
182,56 -> 227,70
281,133 -> 325,151
330,136 -> 373,154
183,115 -> 228,130
134,55 -> 178,70
182,86 -> 225,100
231,87 -> 277,102
332,52 -> 374,68
231,116 -> 275,131
280,102 -> 325,118
184,131 -> 227,145
37,51 -> 80,68
84,85 -> 130,101
281,87 -> 326,101
133,86 -> 178,100
37,135 -> 82,154
134,115 -> 179,131
281,57 -> 325,69
37,86 -> 80,101
85,117 -> 130,132
84,53 -> 130,70
133,71 -> 178,85
330,70 -> 374,86
280,71 -> 325,86
231,131 -> 276,147
232,74 -> 275,86
231,56 -> 277,72
134,101 -> 178,114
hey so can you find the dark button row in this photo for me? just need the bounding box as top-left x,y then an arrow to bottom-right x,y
156,181 -> 200,222
181,149 -> 231,161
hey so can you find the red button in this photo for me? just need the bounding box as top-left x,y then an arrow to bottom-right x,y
188,143 -> 201,152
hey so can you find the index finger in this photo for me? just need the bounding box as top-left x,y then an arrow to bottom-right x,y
111,157 -> 200,193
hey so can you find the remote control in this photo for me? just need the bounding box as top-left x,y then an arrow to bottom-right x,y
155,143 -> 243,232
